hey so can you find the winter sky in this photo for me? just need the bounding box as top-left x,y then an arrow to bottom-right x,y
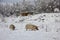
0,0 -> 34,3
0,0 -> 51,4
0,0 -> 22,3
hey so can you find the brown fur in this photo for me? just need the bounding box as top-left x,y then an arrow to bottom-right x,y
9,24 -> 15,30
25,24 -> 39,31
20,12 -> 31,16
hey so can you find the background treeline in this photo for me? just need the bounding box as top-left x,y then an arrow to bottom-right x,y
0,0 -> 60,17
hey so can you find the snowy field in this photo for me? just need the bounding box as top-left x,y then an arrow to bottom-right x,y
0,13 -> 60,40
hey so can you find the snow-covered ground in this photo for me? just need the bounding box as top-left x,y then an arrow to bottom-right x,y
0,13 -> 60,40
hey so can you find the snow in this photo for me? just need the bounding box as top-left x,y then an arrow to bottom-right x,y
0,13 -> 60,40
